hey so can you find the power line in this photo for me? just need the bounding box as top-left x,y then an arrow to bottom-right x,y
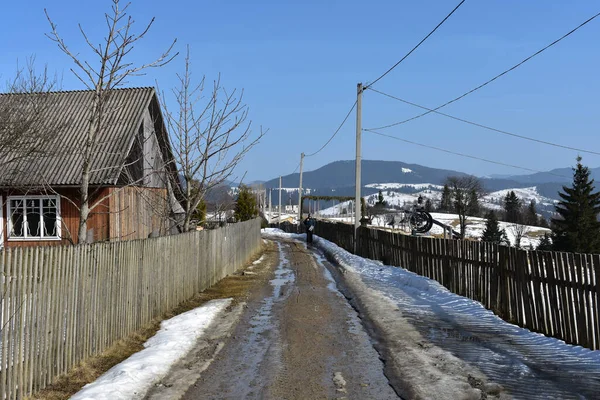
365,0 -> 466,90
304,101 -> 357,157
367,87 -> 600,156
369,10 -> 600,130
366,129 -> 570,178
291,162 -> 301,174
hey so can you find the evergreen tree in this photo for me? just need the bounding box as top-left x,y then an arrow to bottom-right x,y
537,233 -> 553,251
551,157 -> 600,253
192,199 -> 207,222
234,185 -> 258,222
439,184 -> 452,212
377,190 -> 387,206
424,198 -> 433,212
525,200 -> 539,226
481,210 -> 509,245
467,189 -> 480,217
503,191 -> 522,223
538,216 -> 549,228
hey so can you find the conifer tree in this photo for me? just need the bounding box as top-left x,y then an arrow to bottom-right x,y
525,200 -> 539,226
504,191 -> 522,223
377,190 -> 386,206
552,157 -> 600,253
481,210 -> 509,245
467,189 -> 480,217
234,185 -> 258,222
538,217 -> 549,228
537,233 -> 553,251
424,198 -> 433,212
439,184 -> 452,212
192,199 -> 207,223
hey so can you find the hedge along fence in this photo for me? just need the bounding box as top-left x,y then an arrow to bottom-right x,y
280,220 -> 600,352
0,218 -> 261,400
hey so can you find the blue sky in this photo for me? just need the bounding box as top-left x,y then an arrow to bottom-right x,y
1,1 -> 599,182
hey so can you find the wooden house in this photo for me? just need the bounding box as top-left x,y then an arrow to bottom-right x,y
0,87 -> 182,247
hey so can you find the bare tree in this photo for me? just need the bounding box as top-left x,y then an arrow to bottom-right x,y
445,176 -> 484,239
159,47 -> 265,232
0,59 -> 60,176
508,223 -> 530,249
45,0 -> 177,243
208,185 -> 235,225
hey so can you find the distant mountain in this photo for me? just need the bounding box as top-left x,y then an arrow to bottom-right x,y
263,160 -> 537,193
257,159 -> 598,212
502,167 -> 600,185
483,173 -> 519,179
263,160 -> 473,190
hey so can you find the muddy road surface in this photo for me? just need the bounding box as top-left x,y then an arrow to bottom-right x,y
146,238 -> 398,400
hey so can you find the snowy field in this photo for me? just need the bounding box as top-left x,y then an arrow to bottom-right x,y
365,182 -> 443,191
322,211 -> 550,249
483,187 -> 557,209
265,229 -> 600,399
319,184 -> 556,220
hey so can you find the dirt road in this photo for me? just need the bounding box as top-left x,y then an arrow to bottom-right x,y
145,238 -> 399,400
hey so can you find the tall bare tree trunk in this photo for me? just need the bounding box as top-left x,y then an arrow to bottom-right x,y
78,166 -> 91,243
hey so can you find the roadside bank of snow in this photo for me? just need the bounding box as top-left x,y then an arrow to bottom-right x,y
71,299 -> 232,400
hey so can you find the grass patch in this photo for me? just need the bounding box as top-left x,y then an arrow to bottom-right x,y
527,229 -> 550,238
28,242 -> 273,400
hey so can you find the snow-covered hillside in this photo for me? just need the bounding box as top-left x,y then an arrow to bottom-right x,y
365,183 -> 443,191
482,187 -> 557,210
318,184 -> 551,248
329,212 -> 550,249
319,188 -> 440,217
320,183 -> 556,218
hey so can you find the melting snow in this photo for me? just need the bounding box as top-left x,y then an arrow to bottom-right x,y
71,299 -> 232,400
265,230 -> 600,399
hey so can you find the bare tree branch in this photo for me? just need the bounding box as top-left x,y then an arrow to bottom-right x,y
445,176 -> 485,239
44,0 -> 177,243
158,46 -> 266,231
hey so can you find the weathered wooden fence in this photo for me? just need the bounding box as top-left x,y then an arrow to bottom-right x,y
0,218 -> 261,400
280,220 -> 600,352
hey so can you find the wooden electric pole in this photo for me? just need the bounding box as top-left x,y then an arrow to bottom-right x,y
298,152 -> 305,222
354,83 -> 363,253
278,176 -> 282,227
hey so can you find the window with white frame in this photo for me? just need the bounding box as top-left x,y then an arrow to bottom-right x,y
7,196 -> 61,240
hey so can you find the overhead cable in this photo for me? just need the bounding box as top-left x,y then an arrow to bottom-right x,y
366,129 -> 570,178
367,88 -> 600,156
369,11 -> 600,130
365,0 -> 466,89
304,101 -> 357,157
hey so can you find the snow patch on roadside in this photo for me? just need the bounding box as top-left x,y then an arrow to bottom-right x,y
313,253 -> 339,293
252,255 -> 265,265
71,299 -> 232,400
265,229 -> 600,398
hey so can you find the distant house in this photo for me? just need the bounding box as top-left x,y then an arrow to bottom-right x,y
285,205 -> 298,213
0,87 -> 182,247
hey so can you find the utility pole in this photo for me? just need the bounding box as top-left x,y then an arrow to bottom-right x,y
298,152 -> 305,223
278,176 -> 282,228
268,188 -> 272,224
354,83 -> 363,253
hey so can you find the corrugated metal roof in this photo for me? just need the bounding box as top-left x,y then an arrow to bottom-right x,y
0,87 -> 156,186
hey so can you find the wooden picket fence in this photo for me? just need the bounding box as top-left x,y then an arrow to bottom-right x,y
281,220 -> 600,351
0,218 -> 261,400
